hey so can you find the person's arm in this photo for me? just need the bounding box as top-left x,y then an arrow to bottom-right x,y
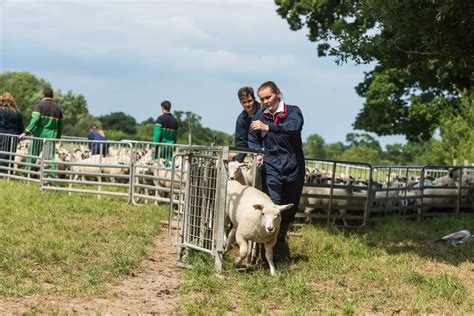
57,119 -> 63,139
17,112 -> 24,135
25,111 -> 41,135
234,116 -> 248,162
153,123 -> 162,143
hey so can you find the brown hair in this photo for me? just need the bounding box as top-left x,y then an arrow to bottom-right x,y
43,87 -> 54,98
257,81 -> 281,96
237,87 -> 255,101
1,92 -> 18,112
161,100 -> 172,111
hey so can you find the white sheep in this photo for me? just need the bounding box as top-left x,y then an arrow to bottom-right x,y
227,161 -> 253,185
225,180 -> 293,276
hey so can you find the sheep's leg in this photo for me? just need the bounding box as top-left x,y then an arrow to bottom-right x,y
340,209 -> 348,227
264,241 -> 277,276
224,227 -> 236,253
235,234 -> 247,268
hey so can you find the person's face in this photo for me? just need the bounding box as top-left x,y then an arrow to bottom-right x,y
258,87 -> 279,113
239,96 -> 256,115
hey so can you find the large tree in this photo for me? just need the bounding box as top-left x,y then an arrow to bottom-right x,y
275,0 -> 473,141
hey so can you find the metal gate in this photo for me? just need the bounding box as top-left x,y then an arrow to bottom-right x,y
172,148 -> 228,272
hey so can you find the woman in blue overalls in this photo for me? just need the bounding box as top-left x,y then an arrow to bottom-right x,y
248,81 -> 305,261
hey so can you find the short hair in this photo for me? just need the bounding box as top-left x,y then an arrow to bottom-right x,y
43,87 -> 54,98
161,100 -> 171,111
237,87 -> 255,101
90,123 -> 98,130
258,81 -> 281,95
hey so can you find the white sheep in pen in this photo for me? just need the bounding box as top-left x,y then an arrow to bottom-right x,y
225,180 -> 293,276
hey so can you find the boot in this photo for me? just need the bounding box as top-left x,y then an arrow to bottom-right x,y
273,223 -> 290,263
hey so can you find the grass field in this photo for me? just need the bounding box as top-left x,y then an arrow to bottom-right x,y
1,179 -> 473,314
179,217 -> 474,314
0,180 -> 167,297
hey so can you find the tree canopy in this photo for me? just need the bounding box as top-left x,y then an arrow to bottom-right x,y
275,0 -> 473,141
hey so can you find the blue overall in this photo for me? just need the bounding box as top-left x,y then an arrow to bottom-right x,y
248,103 -> 305,225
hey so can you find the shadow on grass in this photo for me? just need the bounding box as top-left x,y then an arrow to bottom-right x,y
321,214 -> 474,266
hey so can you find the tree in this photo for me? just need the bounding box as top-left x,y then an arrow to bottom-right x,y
304,133 -> 326,159
98,112 -> 137,135
275,0 -> 473,141
55,90 -> 89,136
430,90 -> 474,164
0,71 -> 49,122
174,111 -> 232,145
345,132 -> 381,152
337,144 -> 385,165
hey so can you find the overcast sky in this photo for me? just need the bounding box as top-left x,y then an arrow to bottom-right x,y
0,0 -> 405,147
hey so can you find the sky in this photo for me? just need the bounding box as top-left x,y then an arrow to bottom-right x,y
0,0 -> 406,147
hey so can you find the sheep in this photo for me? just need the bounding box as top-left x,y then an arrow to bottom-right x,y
69,155 -> 130,183
225,180 -> 293,276
300,185 -> 353,226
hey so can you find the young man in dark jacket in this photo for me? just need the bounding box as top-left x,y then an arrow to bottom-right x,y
234,87 -> 260,163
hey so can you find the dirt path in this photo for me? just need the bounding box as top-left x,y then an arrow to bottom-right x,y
0,228 -> 183,315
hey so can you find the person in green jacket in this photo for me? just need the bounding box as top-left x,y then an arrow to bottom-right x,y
153,100 -> 178,165
20,87 -> 63,174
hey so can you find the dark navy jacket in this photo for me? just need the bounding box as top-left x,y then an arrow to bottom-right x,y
234,102 -> 260,162
0,108 -> 23,135
248,104 -> 305,183
87,130 -> 108,156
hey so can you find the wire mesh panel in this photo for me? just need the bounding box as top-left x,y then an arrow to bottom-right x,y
40,138 -> 134,199
298,158 -> 372,228
174,149 -> 228,272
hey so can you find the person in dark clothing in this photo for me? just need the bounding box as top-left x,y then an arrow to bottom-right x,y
153,100 -> 179,164
87,123 -> 109,156
0,92 -> 24,171
234,86 -> 260,163
248,81 -> 305,262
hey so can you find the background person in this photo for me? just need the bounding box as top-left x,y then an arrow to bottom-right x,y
20,87 -> 63,174
0,92 -> 24,171
234,86 -> 260,163
88,123 -> 109,156
153,100 -> 178,165
248,81 -> 305,261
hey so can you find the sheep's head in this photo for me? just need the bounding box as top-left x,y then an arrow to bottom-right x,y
253,203 -> 294,234
228,161 -> 246,183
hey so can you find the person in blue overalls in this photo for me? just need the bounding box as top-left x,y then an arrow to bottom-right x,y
248,81 -> 305,261
234,86 -> 260,163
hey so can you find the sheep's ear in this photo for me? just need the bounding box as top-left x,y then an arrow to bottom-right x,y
253,204 -> 264,211
276,203 -> 294,212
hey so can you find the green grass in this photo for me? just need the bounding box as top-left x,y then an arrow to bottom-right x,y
178,217 -> 474,314
0,179 -> 167,297
1,179 -> 473,313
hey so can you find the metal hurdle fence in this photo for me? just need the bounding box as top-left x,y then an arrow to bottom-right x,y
297,158 -> 373,228
0,133 -> 47,182
39,138 -> 135,200
369,166 -> 424,219
419,166 -> 474,217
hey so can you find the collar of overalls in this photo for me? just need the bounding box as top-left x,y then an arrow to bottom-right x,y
263,101 -> 287,125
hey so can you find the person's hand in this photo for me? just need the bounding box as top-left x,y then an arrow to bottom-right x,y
19,132 -> 27,140
256,154 -> 264,166
251,120 -> 269,132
